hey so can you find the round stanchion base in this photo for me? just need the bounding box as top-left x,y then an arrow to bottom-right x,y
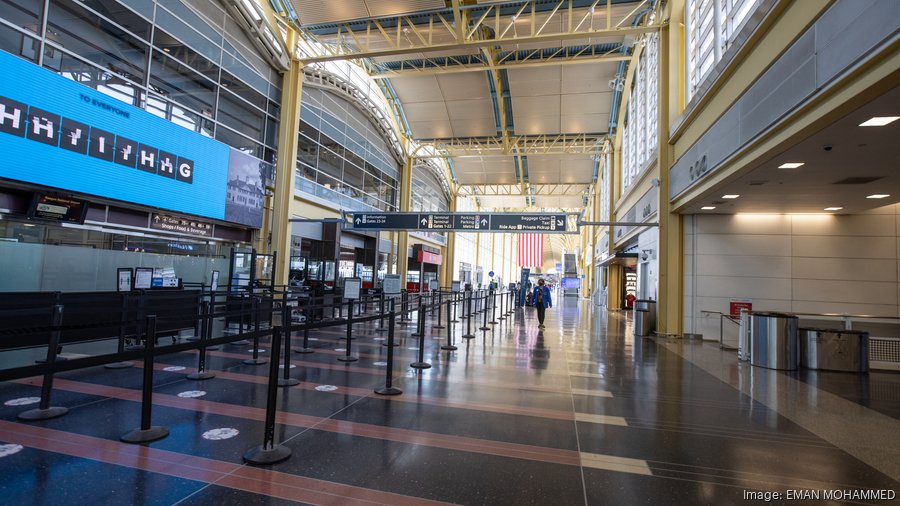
382,341 -> 401,347
292,347 -> 314,354
432,325 -> 445,329
229,340 -> 251,346
440,345 -> 458,351
18,406 -> 68,421
450,319 -> 460,323
337,356 -> 359,362
243,443 -> 291,465
479,326 -> 490,331
186,370 -> 216,380
120,425 -> 169,444
375,386 -> 403,396
243,358 -> 268,365
410,332 -> 422,337
410,361 -> 432,369
498,316 -> 507,321
278,377 -> 300,387
104,361 -> 134,369
489,321 -> 498,325
462,334 -> 476,339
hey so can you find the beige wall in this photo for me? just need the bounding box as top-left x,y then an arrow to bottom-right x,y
684,205 -> 900,340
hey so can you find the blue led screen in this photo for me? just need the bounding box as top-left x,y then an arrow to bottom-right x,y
0,50 -> 261,227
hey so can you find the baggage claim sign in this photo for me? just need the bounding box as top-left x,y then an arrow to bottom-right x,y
0,50 -> 261,228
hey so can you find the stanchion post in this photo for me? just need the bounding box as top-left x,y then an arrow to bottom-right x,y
18,304 -> 68,421
243,297 -> 267,365
105,295 -> 134,369
411,297 -> 424,337
375,294 -> 388,333
462,290 -> 475,339
489,289 -> 498,325
278,301 -> 299,386
441,289 -> 457,351
243,325 -> 292,464
375,302 -> 402,395
293,296 -> 314,354
498,290 -> 506,321
338,299 -> 358,362
410,315 -> 432,369
399,291 -> 410,323
479,291 -> 491,331
187,301 -> 215,380
433,289 -> 445,329
121,315 -> 169,443
450,290 -> 460,323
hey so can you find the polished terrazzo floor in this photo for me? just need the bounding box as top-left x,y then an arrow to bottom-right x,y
1,295 -> 899,505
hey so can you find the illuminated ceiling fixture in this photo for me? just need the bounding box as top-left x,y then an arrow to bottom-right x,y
858,116 -> 899,127
778,162 -> 804,169
824,206 -> 843,211
867,194 -> 890,199
722,194 -> 739,199
701,206 -> 716,210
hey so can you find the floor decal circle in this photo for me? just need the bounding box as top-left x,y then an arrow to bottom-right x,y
248,349 -> 266,353
202,428 -> 239,441
278,364 -> 297,369
307,337 -> 319,341
163,366 -> 186,372
0,444 -> 24,458
373,361 -> 388,366
408,347 -> 419,351
334,348 -> 346,352
315,385 -> 339,392
373,337 -> 386,341
4,397 -> 40,407
177,390 -> 206,398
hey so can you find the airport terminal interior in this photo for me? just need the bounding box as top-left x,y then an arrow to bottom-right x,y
0,0 -> 898,504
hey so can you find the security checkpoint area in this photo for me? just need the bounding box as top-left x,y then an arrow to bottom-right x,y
1,0 -> 900,504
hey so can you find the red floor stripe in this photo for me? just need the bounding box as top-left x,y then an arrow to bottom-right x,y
0,420 -> 454,506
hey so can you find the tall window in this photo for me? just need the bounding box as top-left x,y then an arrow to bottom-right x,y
685,0 -> 757,101
621,33 -> 659,194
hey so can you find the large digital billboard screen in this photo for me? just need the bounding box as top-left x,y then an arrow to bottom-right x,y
0,50 -> 262,228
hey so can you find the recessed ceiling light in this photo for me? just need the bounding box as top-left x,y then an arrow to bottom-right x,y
824,207 -> 843,211
859,116 -> 899,127
867,194 -> 890,199
778,162 -> 804,169
701,206 -> 716,210
722,194 -> 740,199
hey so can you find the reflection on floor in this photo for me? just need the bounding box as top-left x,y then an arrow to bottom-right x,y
1,296 -> 898,505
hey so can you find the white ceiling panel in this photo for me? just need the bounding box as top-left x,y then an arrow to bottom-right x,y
389,75 -> 442,103
562,63 -> 619,94
526,156 -> 560,172
511,96 -> 561,116
446,99 -> 495,120
534,195 -> 585,208
293,0 -> 368,25
403,101 -> 450,120
479,195 -> 529,208
366,0 -> 445,18
450,119 -> 497,137
436,73 -> 492,101
515,115 -> 561,135
408,120 -> 452,138
561,113 -> 608,133
561,93 -> 608,115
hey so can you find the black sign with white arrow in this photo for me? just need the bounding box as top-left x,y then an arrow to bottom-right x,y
348,212 -> 573,233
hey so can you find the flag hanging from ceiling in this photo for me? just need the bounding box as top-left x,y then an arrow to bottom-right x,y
517,233 -> 544,267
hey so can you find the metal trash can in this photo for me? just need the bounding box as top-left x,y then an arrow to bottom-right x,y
633,308 -> 651,337
634,299 -> 656,335
750,312 -> 799,370
800,328 -> 869,372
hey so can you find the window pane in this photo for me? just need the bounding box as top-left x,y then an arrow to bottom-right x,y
217,87 -> 265,145
149,50 -> 217,114
152,27 -> 219,81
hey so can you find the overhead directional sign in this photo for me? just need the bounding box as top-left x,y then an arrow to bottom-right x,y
348,212 -> 574,233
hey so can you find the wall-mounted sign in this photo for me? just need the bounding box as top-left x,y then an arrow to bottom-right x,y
451,280 -> 461,292
729,299 -> 752,317
27,193 -> 88,223
0,50 -> 265,228
150,213 -> 213,237
134,267 -> 153,290
417,250 -> 442,264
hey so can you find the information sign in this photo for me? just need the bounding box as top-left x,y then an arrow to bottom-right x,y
451,280 -> 461,292
117,268 -> 133,292
383,274 -> 401,297
210,270 -> 220,291
349,212 -> 572,233
729,299 -> 752,317
134,267 -> 153,289
343,278 -> 361,300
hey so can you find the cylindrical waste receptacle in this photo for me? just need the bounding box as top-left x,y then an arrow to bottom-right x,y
633,308 -> 650,337
634,299 -> 656,335
750,312 -> 799,370
800,328 -> 869,372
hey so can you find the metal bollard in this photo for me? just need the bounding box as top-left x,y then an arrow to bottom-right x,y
121,315 -> 169,443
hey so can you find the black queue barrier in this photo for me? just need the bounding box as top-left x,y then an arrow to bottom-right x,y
18,304 -> 68,421
187,301 -> 215,380
440,291 -> 457,352
338,299 -> 358,363
293,297 -> 315,354
462,290 -> 475,339
243,297 -> 267,366
432,290 -> 445,329
375,295 -> 388,333
490,290 -> 498,325
278,302 -> 300,387
479,291 -> 491,331
450,291 -> 460,323
498,290 -> 507,321
375,302 -> 402,396
411,297 -> 424,338
399,291 -> 411,323
243,323 -> 291,465
121,315 -> 169,444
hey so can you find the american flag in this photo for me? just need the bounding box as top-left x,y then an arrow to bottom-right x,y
517,233 -> 544,267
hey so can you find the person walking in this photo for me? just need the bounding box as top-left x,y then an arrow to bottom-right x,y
532,278 -> 552,329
